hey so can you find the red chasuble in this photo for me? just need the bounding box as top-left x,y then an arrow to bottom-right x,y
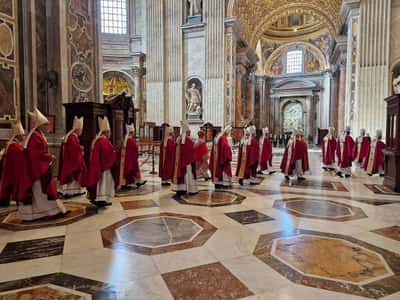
194,140 -> 208,163
353,136 -> 371,164
322,136 -> 337,166
259,136 -> 273,171
159,137 -> 176,181
117,136 -> 141,186
84,136 -> 116,188
236,137 -> 259,179
280,139 -> 295,175
210,135 -> 232,182
173,136 -> 195,185
364,140 -> 385,174
293,139 -> 310,172
19,130 -> 58,203
59,133 -> 86,186
337,134 -> 355,168
0,141 -> 24,203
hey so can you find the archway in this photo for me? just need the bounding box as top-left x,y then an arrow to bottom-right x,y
103,71 -> 135,97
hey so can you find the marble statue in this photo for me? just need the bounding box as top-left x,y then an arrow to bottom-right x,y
393,75 -> 400,94
186,83 -> 202,115
188,0 -> 202,16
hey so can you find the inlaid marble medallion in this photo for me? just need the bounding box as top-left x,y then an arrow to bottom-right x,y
120,199 -> 159,210
175,190 -> 246,207
162,262 -> 253,300
225,210 -> 274,225
0,202 -> 97,231
364,184 -> 400,196
101,213 -> 217,255
0,236 -> 64,264
372,226 -> 400,242
273,198 -> 367,221
0,273 -> 117,300
281,179 -> 349,192
115,184 -> 161,197
254,229 -> 400,298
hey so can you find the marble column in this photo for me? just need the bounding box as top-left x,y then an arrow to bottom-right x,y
338,63 -> 347,134
235,65 -> 246,126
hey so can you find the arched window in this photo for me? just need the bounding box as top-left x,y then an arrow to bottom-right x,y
100,0 -> 128,34
286,50 -> 303,74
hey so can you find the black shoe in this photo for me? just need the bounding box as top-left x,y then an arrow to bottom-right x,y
239,179 -> 244,186
257,171 -> 264,175
380,174 -> 385,177
322,167 -> 328,171
161,182 -> 171,186
204,177 -> 210,181
91,200 -> 112,207
284,176 -> 290,181
188,192 -> 199,196
298,177 -> 306,181
48,210 -> 71,220
336,172 -> 342,177
368,174 -> 373,177
0,201 -> 10,207
328,168 -> 336,171
250,181 -> 259,185
215,184 -> 224,189
269,171 -> 276,175
136,181 -> 147,188
120,185 -> 132,191
345,174 -> 351,178
175,191 -> 186,196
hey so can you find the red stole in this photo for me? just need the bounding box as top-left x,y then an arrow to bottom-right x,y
236,137 -> 259,179
84,136 -> 116,188
194,139 -> 208,162
0,140 -> 24,203
19,130 -> 58,203
210,135 -> 232,182
364,140 -> 385,174
59,133 -> 86,186
117,136 -> 141,186
294,139 -> 310,172
159,137 -> 175,181
259,136 -> 273,171
337,134 -> 355,168
280,139 -> 295,175
322,135 -> 337,165
172,135 -> 195,184
354,136 -> 371,163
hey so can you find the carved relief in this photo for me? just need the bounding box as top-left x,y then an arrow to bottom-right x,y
0,0 -> 19,122
66,0 -> 98,102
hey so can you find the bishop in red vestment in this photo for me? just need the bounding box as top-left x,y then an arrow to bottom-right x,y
85,117 -> 117,207
172,121 -> 198,195
210,125 -> 233,189
353,128 -> 371,166
159,126 -> 175,186
117,124 -> 146,190
364,130 -> 385,176
236,126 -> 260,185
322,127 -> 337,171
258,127 -> 274,174
336,126 -> 355,177
18,109 -> 68,221
0,121 -> 25,206
58,116 -> 86,198
280,129 -> 309,180
194,130 -> 210,180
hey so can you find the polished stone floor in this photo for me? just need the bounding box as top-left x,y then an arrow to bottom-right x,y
0,151 -> 399,300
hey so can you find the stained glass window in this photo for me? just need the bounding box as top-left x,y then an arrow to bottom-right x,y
100,0 -> 127,34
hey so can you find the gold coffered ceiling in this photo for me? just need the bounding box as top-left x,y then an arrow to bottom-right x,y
229,0 -> 342,47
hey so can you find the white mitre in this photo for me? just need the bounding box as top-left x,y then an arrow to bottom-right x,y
28,108 -> 48,129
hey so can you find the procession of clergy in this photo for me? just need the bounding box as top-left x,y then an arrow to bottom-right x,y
0,107 -> 386,222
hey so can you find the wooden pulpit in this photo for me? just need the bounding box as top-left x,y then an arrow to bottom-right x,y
383,95 -> 400,192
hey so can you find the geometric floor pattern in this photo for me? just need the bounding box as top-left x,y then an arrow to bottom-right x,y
0,152 -> 399,299
273,197 -> 368,221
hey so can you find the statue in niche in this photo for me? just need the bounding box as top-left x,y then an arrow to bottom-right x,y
393,75 -> 400,94
188,0 -> 202,16
185,80 -> 202,121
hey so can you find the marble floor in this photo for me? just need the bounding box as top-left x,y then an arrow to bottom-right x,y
0,151 -> 399,300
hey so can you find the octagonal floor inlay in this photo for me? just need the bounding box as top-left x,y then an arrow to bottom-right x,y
101,213 -> 217,255
254,229 -> 400,298
175,190 -> 245,207
273,198 -> 367,221
0,284 -> 92,299
116,216 -> 202,248
0,202 -> 98,231
272,235 -> 392,284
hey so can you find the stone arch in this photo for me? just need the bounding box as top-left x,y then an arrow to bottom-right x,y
264,41 -> 329,76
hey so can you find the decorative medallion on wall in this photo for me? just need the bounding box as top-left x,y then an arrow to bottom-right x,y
71,62 -> 94,92
0,0 -> 19,122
